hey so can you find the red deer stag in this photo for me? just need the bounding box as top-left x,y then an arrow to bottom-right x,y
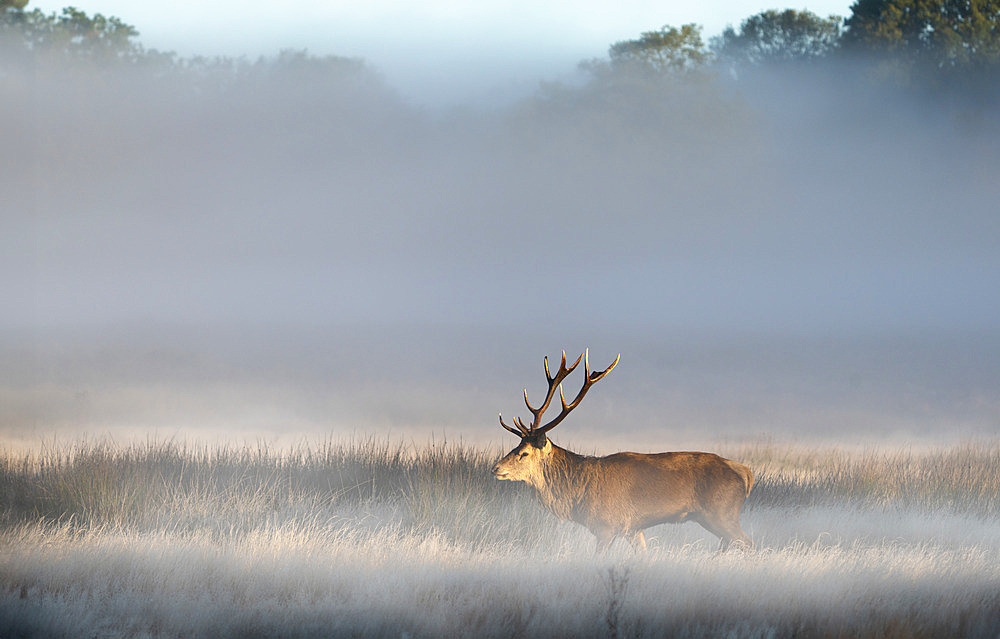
492,350 -> 754,552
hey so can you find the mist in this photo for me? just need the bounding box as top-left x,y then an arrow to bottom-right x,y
2,55 -> 999,450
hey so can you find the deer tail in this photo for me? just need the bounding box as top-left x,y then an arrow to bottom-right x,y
726,459 -> 754,497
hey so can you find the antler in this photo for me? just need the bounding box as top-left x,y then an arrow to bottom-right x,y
499,349 -> 620,438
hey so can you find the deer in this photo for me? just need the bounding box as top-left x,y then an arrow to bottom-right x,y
492,350 -> 754,552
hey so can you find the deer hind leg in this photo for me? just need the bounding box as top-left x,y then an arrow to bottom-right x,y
719,510 -> 753,551
694,514 -> 753,552
726,523 -> 753,551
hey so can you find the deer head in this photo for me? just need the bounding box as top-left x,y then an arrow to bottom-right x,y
492,349 -> 619,483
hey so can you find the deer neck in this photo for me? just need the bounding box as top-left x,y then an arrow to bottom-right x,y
532,442 -> 592,520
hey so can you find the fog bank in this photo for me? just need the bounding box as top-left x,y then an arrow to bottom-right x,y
2,60 -> 998,448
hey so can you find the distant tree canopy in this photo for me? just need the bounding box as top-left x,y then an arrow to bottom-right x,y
843,0 -> 1000,69
712,9 -> 844,66
1,3 -> 147,64
604,24 -> 712,74
0,1 -> 380,97
586,2 -> 999,95
4,0 -> 1000,102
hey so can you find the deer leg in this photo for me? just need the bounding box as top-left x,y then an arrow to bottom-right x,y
595,536 -> 614,553
723,522 -> 753,551
713,521 -> 752,552
715,509 -> 753,551
693,515 -> 738,552
628,530 -> 647,552
593,529 -> 615,554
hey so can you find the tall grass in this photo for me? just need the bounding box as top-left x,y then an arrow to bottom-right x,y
0,437 -> 554,549
4,438 -> 997,529
739,440 -> 1000,515
1,438 -> 999,637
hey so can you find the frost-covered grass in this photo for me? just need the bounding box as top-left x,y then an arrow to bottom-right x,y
1,438 -> 999,637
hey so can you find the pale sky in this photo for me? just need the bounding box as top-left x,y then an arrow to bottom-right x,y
28,0 -> 853,103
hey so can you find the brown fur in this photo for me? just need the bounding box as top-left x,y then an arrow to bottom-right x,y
493,438 -> 754,551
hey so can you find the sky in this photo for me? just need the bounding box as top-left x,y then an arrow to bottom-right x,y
27,0 -> 854,104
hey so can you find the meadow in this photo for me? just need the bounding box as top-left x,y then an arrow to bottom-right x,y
1,437 -> 998,638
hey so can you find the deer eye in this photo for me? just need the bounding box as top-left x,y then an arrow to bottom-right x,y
518,452 -> 529,459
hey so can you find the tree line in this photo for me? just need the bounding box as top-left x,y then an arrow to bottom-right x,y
605,4 -> 1000,90
0,1 -> 374,90
3,0 -> 999,97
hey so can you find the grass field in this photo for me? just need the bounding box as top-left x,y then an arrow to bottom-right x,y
1,438 -> 998,637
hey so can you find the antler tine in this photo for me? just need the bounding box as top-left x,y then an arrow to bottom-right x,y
499,350 -> 609,439
590,352 -> 621,382
536,351 -> 620,435
498,413 -> 523,436
523,350 -> 583,431
562,352 -> 620,411
564,350 -> 584,374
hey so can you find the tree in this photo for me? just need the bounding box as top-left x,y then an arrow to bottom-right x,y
605,24 -> 711,74
1,4 -> 143,65
712,9 -> 844,66
50,7 -> 141,61
844,0 -> 1000,69
1,0 -> 30,9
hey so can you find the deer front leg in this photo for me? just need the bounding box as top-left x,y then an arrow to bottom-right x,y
593,528 -> 615,553
628,530 -> 647,551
